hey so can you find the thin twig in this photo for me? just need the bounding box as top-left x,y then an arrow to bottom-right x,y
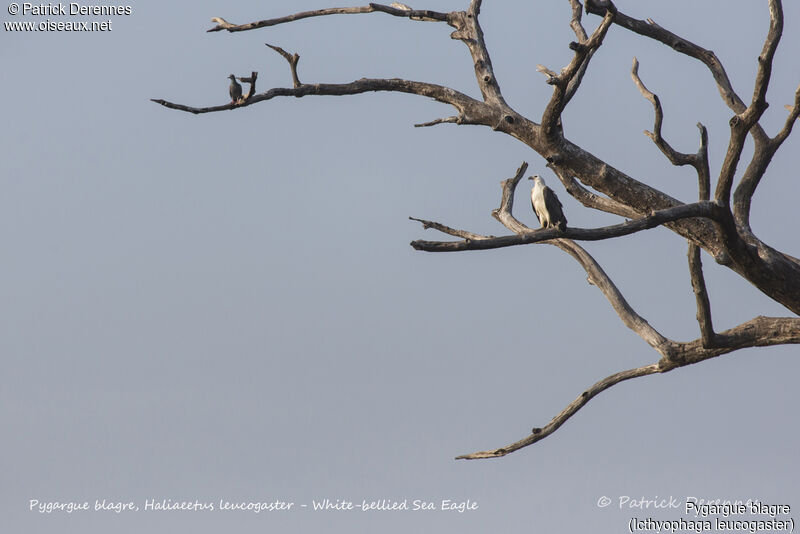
414,116 -> 459,128
409,217 -> 490,241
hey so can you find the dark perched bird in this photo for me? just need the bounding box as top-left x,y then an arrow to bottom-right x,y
228,74 -> 242,103
529,175 -> 567,231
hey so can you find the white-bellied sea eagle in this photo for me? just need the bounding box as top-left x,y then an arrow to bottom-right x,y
529,175 -> 567,231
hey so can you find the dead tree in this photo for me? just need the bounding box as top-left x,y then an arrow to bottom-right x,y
153,0 -> 800,459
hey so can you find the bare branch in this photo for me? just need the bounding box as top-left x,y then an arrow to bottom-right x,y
695,123 -> 711,201
266,44 -> 302,88
409,217 -> 490,241
688,244 -> 716,348
535,64 -> 559,80
490,162 -> 533,234
163,1 -> 800,461
631,58 -> 695,167
549,165 -> 641,219
448,5 -> 507,108
568,0 -> 588,42
716,1 -> 783,207
743,0 -> 783,126
452,163 -> 674,356
456,363 -> 662,459
207,4 -> 448,33
236,72 -> 258,102
153,77 -> 487,120
715,118 -> 751,207
458,315 -> 800,459
488,164 -> 673,356
585,5 -> 769,145
733,83 -> 799,231
411,201 -> 722,252
675,316 -> 800,364
553,239 -> 672,353
562,0 -> 594,107
414,116 -> 459,128
630,59 -> 711,200
541,5 -> 616,137
774,84 -> 800,145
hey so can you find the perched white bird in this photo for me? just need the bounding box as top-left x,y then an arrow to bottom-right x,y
529,175 -> 567,230
228,74 -> 242,103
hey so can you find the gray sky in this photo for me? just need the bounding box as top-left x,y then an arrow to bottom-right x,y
2,1 -> 798,532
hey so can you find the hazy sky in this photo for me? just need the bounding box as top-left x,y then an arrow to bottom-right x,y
2,1 -> 798,532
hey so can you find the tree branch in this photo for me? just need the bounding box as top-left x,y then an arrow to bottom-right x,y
490,161 -> 533,234
541,4 -> 616,138
631,59 -> 711,200
266,44 -> 302,88
549,165 -> 641,219
481,164 -> 673,352
733,82 -> 800,230
585,4 -> 769,146
561,0 -> 594,108
420,163 -> 674,355
675,316 -> 800,364
553,239 -> 672,354
408,217 -> 490,241
411,201 -> 722,252
688,243 -> 716,348
447,3 -> 508,108
775,85 -> 800,145
414,116 -> 460,128
630,58 -> 696,167
456,363 -> 662,459
162,1 -> 800,461
743,0 -> 783,127
567,0 -> 588,42
457,314 -> 800,459
207,4 -> 448,33
715,1 -> 782,208
152,77 -> 487,120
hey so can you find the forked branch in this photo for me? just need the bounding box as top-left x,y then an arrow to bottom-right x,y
630,58 -> 710,199
457,313 -> 800,460
420,162 -> 672,354
541,4 -> 616,137
267,44 -> 302,88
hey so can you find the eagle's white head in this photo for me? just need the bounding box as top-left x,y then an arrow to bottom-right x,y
529,175 -> 546,188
